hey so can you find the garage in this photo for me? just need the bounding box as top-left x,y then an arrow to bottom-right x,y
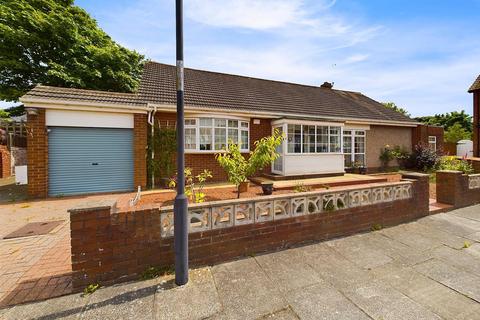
48,126 -> 134,196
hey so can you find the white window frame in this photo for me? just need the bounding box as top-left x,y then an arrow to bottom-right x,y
344,130 -> 366,168
184,117 -> 250,153
285,124 -> 343,155
428,136 -> 437,152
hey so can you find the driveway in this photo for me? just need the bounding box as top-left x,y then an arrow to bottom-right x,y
0,178 -> 134,307
2,205 -> 480,319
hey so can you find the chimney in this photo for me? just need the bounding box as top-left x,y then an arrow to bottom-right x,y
320,82 -> 333,89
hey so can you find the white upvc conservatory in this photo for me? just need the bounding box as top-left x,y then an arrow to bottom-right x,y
271,119 -> 346,176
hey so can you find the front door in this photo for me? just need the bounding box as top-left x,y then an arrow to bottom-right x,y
272,126 -> 284,174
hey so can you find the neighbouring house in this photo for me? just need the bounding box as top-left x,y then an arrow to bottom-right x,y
469,74 -> 480,157
412,124 -> 444,153
22,61 -> 429,197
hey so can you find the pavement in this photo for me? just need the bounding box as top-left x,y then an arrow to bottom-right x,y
2,204 -> 480,320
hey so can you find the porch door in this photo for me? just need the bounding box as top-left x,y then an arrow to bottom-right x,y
343,130 -> 366,168
272,125 -> 284,174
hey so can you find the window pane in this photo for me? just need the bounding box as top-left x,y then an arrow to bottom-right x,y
185,128 -> 196,149
228,120 -> 238,128
330,126 -> 341,152
354,154 -> 365,166
240,130 -> 249,149
228,128 -> 239,145
214,119 -> 226,127
200,118 -> 212,127
287,124 -> 302,153
199,127 -> 212,150
303,125 -> 316,153
316,126 -> 329,153
354,136 -> 365,153
344,154 -> 352,167
343,135 -> 352,153
185,119 -> 196,126
215,128 -> 226,150
240,121 -> 249,128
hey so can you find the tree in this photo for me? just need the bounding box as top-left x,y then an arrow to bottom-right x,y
216,131 -> 283,198
0,0 -> 146,102
382,102 -> 411,117
415,110 -> 472,132
444,123 -> 472,143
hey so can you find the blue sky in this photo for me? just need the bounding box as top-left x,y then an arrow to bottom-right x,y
4,0 -> 480,117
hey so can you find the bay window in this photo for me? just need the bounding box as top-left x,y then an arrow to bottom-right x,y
287,124 -> 343,154
185,117 -> 250,152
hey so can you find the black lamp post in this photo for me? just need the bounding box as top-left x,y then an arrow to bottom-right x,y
174,0 -> 188,286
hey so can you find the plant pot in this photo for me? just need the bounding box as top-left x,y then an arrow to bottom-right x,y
261,182 -> 274,195
238,181 -> 249,193
159,177 -> 171,188
359,167 -> 367,175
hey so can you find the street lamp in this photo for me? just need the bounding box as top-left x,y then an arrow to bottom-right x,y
174,0 -> 188,286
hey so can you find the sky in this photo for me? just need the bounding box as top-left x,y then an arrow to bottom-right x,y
4,0 -> 480,117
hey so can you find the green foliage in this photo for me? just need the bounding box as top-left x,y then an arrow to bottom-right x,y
444,123 -> 472,143
412,143 -> 441,172
147,126 -> 176,187
382,102 -> 411,117
294,182 -> 311,193
415,110 -> 472,132
463,241 -> 471,249
0,0 -> 146,101
216,130 -> 283,198
379,145 -> 411,168
140,265 -> 174,280
4,105 -> 25,117
0,109 -> 9,118
371,224 -> 383,231
169,168 -> 213,203
437,156 -> 474,174
83,283 -> 100,296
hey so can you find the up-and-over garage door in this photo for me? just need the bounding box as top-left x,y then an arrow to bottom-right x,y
48,127 -> 134,196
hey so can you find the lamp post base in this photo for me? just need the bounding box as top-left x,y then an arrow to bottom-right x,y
174,193 -> 189,286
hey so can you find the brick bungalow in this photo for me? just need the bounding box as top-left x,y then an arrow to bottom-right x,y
22,61 -> 434,197
470,74 -> 480,157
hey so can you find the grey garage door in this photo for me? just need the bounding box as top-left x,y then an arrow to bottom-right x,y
48,127 -> 134,196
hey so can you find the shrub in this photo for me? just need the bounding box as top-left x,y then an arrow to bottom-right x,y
294,182 -> 311,193
216,130 -> 283,198
379,145 -> 411,169
411,143 -> 442,172
437,156 -> 474,174
169,168 -> 213,203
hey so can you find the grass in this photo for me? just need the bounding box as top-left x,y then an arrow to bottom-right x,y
82,284 -> 100,296
140,265 -> 175,280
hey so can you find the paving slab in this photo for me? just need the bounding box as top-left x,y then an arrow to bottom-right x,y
155,268 -> 221,320
431,245 -> 480,276
254,248 -> 323,293
414,259 -> 480,303
286,283 -> 370,320
418,213 -> 480,237
211,257 -> 287,320
1,292 -> 88,320
82,278 -> 159,320
256,307 -> 300,320
373,263 -> 480,320
451,205 -> 480,222
342,281 -> 442,320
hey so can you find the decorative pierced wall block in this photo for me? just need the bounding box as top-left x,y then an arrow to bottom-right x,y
393,184 -> 412,200
234,203 -> 254,225
350,189 -> 372,207
255,201 -> 274,222
189,208 -> 211,233
160,211 -> 174,237
291,197 -> 306,216
212,205 -> 234,229
469,175 -> 480,189
336,192 -> 348,210
383,187 -> 393,202
307,196 -> 322,214
273,199 -> 291,220
322,194 -> 336,211
323,193 -> 348,211
372,188 -> 384,204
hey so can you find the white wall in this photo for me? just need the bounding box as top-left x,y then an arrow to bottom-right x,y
46,109 -> 134,128
283,154 -> 344,175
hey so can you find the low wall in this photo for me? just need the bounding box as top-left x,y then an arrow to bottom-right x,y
0,145 -> 11,178
437,170 -> 480,207
69,173 -> 429,291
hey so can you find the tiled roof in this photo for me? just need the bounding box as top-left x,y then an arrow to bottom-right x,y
469,75 -> 480,92
138,62 -> 415,123
21,85 -> 143,106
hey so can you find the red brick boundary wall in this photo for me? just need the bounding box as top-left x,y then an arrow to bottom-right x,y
0,145 -> 11,178
69,172 -> 429,291
436,170 -> 480,208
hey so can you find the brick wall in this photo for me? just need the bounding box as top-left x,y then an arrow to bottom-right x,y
27,109 -> 48,197
366,125 -> 412,170
154,112 -> 273,182
412,124 -> 444,151
436,170 -> 480,208
69,173 -> 429,291
473,91 -> 479,157
0,145 -> 11,178
133,114 -> 147,189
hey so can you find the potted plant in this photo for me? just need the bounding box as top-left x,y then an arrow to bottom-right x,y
261,182 -> 274,195
216,130 -> 283,198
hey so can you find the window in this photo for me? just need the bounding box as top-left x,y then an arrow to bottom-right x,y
184,117 -> 249,152
287,124 -> 343,154
343,130 -> 366,167
428,136 -> 437,152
